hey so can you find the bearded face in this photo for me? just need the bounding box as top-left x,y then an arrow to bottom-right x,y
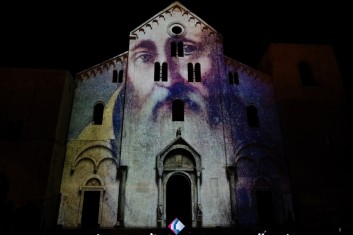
126,29 -> 221,131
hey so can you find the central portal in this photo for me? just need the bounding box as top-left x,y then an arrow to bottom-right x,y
166,174 -> 192,227
156,137 -> 202,228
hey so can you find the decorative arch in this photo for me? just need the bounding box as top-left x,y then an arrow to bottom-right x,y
236,156 -> 256,177
71,143 -> 119,174
164,171 -> 194,227
80,173 -> 106,188
258,156 -> 281,177
156,135 -> 203,227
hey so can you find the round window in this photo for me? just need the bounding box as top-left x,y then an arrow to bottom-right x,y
168,23 -> 186,37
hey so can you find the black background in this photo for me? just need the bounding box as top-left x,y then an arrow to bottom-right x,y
1,1 -> 351,97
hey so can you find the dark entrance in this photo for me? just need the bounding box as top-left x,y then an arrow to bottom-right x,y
81,191 -> 100,227
256,190 -> 275,226
166,174 -> 192,228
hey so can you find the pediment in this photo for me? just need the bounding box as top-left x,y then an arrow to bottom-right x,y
157,135 -> 200,159
130,1 -> 220,39
156,135 -> 202,174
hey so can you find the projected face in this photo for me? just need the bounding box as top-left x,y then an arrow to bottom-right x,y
127,22 -> 220,129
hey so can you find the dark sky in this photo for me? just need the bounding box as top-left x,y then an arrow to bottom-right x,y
0,1 -> 351,94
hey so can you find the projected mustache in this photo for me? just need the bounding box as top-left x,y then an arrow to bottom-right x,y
151,83 -> 203,121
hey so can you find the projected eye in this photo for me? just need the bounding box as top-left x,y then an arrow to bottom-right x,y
183,45 -> 197,56
135,52 -> 154,64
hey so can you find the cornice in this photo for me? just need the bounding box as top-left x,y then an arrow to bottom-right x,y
76,52 -> 128,80
130,1 -> 220,40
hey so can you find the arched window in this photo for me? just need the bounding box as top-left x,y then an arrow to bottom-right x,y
112,70 -> 118,83
172,99 -> 184,121
187,63 -> 201,82
298,61 -> 315,86
247,105 -> 259,127
93,103 -> 104,125
155,62 -> 168,82
187,63 -> 193,82
118,70 -> 124,83
177,42 -> 184,57
162,62 -> 168,81
171,42 -> 177,57
233,72 -> 239,84
154,62 -> 161,81
228,71 -> 239,85
195,63 -> 201,82
171,42 -> 184,57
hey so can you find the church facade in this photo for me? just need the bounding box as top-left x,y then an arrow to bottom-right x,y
57,1 -> 295,229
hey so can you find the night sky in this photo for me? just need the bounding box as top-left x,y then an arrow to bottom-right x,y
1,1 -> 350,96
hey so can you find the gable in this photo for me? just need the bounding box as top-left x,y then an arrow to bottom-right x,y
130,1 -> 220,41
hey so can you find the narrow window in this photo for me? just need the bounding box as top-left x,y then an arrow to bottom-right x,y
229,71 -> 239,85
228,72 -> 234,84
298,61 -> 315,86
154,62 -> 160,81
177,42 -> 184,57
233,72 -> 239,84
93,103 -> 104,125
171,42 -> 177,57
112,70 -> 118,83
195,63 -> 201,82
172,99 -> 184,121
162,62 -> 168,81
187,63 -> 193,82
247,105 -> 259,127
118,70 -> 123,83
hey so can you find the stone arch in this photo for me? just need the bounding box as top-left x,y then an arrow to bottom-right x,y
80,173 -> 106,188
156,136 -> 202,228
236,156 -> 256,177
71,143 -> 119,174
258,156 -> 281,177
164,171 -> 194,227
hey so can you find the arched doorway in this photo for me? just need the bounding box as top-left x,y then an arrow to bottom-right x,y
166,174 -> 192,227
156,136 -> 203,227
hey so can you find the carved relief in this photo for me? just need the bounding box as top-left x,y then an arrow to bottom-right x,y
164,154 -> 194,169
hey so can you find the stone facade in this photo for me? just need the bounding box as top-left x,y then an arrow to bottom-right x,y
57,2 -> 293,229
1,3 -> 351,234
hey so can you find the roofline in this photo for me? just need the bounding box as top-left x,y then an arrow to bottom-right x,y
129,1 -> 220,37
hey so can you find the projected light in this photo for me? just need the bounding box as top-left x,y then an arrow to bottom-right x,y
168,218 -> 185,235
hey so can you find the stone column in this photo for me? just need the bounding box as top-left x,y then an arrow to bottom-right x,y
227,165 -> 237,224
196,168 -> 202,225
157,166 -> 163,227
115,166 -> 127,227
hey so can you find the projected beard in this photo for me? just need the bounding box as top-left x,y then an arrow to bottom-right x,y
127,40 -> 220,127
129,74 -> 220,127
